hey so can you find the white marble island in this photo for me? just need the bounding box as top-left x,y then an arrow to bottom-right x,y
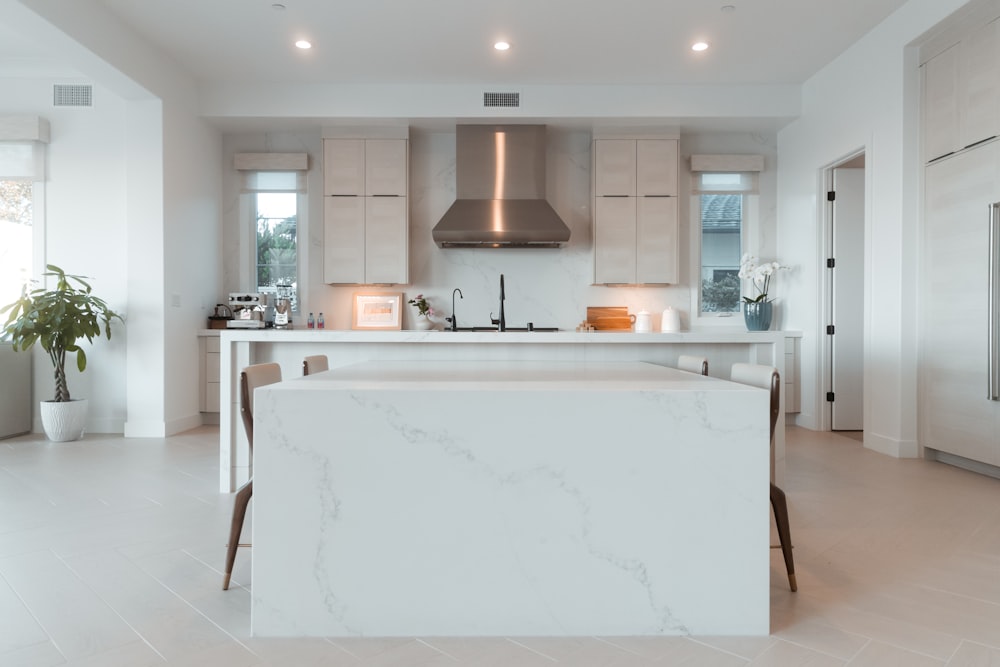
252,360 -> 770,637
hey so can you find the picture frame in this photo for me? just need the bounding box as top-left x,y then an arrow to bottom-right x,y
351,292 -> 403,330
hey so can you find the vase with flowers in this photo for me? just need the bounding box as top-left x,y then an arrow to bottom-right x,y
407,294 -> 436,330
738,254 -> 787,331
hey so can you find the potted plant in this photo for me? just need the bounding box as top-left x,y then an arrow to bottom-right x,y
738,254 -> 788,331
407,294 -> 436,330
1,264 -> 123,441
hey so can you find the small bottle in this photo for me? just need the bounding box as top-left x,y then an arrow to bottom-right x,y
317,312 -> 325,329
307,312 -> 315,329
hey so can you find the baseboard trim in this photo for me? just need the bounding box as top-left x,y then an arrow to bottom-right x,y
864,432 -> 919,458
928,449 -> 1000,481
123,420 -> 166,438
165,414 -> 202,437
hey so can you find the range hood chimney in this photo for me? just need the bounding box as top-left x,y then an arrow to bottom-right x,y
432,124 -> 571,248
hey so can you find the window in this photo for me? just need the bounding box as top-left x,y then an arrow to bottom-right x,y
694,171 -> 757,317
239,168 -> 305,312
0,142 -> 43,312
254,191 -> 298,311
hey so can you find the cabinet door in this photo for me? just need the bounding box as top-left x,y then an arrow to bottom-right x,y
365,197 -> 408,284
923,44 -> 961,163
961,19 -> 1000,150
594,196 -> 637,284
636,140 -> 678,196
324,196 -> 365,283
365,140 -> 407,196
594,140 -> 636,196
922,145 -> 1000,465
323,139 -> 365,196
636,196 -> 678,284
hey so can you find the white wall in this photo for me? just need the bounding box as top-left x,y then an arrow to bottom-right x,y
0,76 -> 130,433
4,0 -> 223,437
776,0 -> 969,455
220,127 -> 778,334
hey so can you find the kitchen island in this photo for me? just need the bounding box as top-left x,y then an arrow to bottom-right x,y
217,328 -> 794,492
251,360 -> 770,637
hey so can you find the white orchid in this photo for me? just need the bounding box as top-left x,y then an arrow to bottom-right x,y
739,254 -> 786,303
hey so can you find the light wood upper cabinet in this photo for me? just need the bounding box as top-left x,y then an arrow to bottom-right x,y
323,139 -> 365,195
636,140 -> 678,196
923,19 -> 1000,163
323,137 -> 408,284
364,139 -> 407,196
593,138 -> 679,284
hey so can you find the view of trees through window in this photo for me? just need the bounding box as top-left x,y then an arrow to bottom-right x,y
255,192 -> 298,311
700,193 -> 742,314
0,180 -> 33,312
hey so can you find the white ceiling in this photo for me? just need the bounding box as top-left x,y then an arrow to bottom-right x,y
0,0 -> 915,131
10,0 -> 910,86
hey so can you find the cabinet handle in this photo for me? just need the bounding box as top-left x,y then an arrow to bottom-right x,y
989,202 -> 1000,400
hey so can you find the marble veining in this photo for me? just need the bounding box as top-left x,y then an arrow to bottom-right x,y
252,361 -> 770,637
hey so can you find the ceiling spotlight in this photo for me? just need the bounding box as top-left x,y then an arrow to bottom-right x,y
494,41 -> 510,51
721,4 -> 736,12
271,3 -> 286,9
295,39 -> 312,49
691,42 -> 709,52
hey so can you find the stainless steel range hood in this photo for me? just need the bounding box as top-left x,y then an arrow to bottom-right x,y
432,124 -> 571,248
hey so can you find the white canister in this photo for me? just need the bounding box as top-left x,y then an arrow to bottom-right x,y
635,309 -> 652,333
661,307 -> 681,333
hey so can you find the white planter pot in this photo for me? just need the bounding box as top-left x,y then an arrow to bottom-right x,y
40,399 -> 88,442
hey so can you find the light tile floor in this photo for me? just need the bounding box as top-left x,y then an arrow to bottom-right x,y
1,426 -> 999,665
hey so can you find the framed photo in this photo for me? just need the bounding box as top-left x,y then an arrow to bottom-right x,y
351,292 -> 403,330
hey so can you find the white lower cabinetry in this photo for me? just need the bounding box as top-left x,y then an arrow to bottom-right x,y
199,334 -> 220,415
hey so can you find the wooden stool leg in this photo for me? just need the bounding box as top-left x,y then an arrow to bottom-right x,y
770,482 -> 797,592
223,480 -> 252,590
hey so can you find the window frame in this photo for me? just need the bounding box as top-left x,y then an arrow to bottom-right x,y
688,172 -> 760,327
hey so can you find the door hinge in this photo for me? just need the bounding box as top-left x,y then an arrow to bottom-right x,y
827,191 -> 836,201
826,324 -> 835,335
827,257 -> 835,268
827,391 -> 835,402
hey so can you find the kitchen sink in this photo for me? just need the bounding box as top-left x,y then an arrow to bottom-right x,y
449,325 -> 559,332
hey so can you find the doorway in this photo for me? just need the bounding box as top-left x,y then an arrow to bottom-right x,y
823,152 -> 866,433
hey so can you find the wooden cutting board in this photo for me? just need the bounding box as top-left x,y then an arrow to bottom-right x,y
587,306 -> 633,331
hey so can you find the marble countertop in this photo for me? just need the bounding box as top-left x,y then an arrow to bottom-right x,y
202,328 -> 800,342
291,359 -> 760,392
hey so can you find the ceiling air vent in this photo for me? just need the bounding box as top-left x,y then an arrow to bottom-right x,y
53,84 -> 93,107
483,91 -> 520,108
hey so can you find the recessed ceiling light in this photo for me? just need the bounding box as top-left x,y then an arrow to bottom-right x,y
271,3 -> 286,10
494,41 -> 510,51
721,4 -> 736,12
295,39 -> 312,49
692,42 -> 709,52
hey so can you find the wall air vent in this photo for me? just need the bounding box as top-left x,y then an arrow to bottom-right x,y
483,91 -> 520,108
53,84 -> 93,107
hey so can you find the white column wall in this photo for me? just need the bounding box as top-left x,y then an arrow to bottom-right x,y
776,0 -> 969,455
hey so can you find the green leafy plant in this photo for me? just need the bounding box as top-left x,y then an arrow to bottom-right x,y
1,265 -> 123,402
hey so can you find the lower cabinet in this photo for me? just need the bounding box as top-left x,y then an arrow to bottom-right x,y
199,334 -> 220,414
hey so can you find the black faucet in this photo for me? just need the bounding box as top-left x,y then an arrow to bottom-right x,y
490,274 -> 506,332
446,288 -> 463,331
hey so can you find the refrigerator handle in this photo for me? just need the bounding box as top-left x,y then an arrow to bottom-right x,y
990,202 -> 1000,400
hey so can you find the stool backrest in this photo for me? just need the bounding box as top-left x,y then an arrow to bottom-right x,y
730,362 -> 780,444
239,362 -> 282,451
677,355 -> 708,376
302,354 -> 329,376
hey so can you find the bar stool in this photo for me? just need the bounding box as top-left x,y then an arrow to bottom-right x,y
223,362 -> 281,590
730,362 -> 797,592
302,354 -> 329,376
677,354 -> 708,376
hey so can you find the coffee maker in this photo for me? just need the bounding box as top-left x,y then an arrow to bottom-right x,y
227,293 -> 267,329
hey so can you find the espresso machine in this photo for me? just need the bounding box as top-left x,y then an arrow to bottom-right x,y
227,293 -> 267,328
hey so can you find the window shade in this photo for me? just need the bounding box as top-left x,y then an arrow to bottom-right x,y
239,170 -> 306,193
690,154 -> 764,172
0,143 -> 44,181
693,172 -> 758,194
